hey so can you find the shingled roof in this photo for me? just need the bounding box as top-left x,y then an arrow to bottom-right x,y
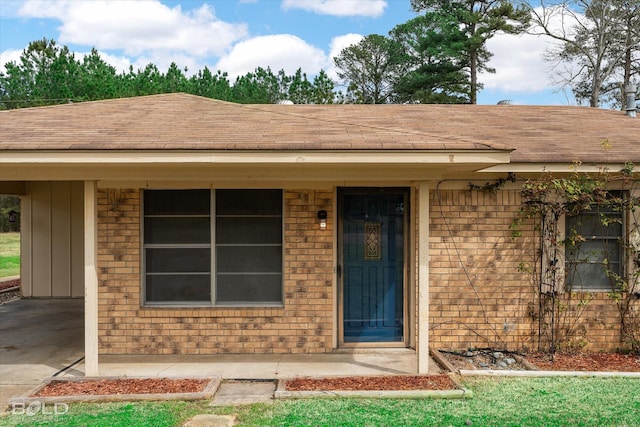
1,92 -> 638,164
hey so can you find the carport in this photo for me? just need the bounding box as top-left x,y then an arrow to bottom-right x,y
0,299 -> 84,409
0,180 -> 89,409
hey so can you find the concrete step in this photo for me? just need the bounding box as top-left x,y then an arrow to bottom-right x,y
210,380 -> 275,406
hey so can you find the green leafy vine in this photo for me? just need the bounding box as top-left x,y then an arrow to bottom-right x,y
512,164 -> 640,355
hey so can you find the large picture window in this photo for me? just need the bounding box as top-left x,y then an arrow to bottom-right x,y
143,189 -> 283,305
565,201 -> 623,291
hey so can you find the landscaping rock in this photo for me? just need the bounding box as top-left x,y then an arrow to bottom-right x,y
436,349 -> 530,371
0,289 -> 21,305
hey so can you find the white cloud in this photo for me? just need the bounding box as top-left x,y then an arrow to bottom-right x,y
281,0 -> 387,17
480,7 -> 577,95
329,33 -> 364,59
96,51 -> 133,74
215,34 -> 327,81
481,32 -> 555,93
0,49 -> 23,72
18,0 -> 248,57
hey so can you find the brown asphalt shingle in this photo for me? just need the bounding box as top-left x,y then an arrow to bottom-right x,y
1,93 -> 638,163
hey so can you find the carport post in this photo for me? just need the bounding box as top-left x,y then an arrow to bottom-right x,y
84,181 -> 99,376
417,181 -> 430,374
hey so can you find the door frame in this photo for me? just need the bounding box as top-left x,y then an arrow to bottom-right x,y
337,187 -> 410,348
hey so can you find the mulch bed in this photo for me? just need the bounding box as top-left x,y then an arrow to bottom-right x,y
439,349 -> 640,372
285,375 -> 457,391
0,278 -> 20,291
33,378 -> 210,397
525,352 -> 640,372
21,352 -> 640,398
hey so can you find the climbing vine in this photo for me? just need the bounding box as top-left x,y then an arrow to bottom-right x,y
468,172 -> 516,192
512,162 -> 640,355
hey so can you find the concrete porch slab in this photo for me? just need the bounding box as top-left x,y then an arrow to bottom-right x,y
67,350 -> 441,379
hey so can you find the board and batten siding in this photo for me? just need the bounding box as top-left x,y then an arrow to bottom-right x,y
21,181 -> 84,297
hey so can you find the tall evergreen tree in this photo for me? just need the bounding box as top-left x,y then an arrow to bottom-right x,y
79,48 -> 119,101
311,70 -> 336,104
333,34 -> 405,104
390,14 -> 470,103
0,38 -> 76,109
1,38 -> 339,107
189,67 -> 232,100
411,0 -> 530,104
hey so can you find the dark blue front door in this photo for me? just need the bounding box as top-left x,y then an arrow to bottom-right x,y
340,189 -> 406,343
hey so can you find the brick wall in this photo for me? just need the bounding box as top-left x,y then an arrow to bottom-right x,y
97,186 -> 631,355
428,189 -> 630,352
97,188 -> 334,355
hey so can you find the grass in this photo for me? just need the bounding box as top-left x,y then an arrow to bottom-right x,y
0,401 -> 211,427
1,377 -> 639,427
0,232 -> 20,278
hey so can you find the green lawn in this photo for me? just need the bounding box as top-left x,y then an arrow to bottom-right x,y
2,377 -> 639,427
0,232 -> 20,278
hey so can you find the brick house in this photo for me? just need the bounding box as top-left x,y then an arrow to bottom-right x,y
0,93 -> 638,375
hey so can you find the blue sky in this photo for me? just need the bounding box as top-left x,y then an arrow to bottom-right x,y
0,0 -> 573,105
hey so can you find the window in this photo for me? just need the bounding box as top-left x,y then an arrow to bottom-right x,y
215,190 -> 283,304
565,200 -> 623,291
143,189 -> 283,305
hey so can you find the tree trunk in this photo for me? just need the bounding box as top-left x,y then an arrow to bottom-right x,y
470,48 -> 477,104
623,22 -> 632,108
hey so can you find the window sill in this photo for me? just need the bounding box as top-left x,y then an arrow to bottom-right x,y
565,288 -> 617,293
138,304 -> 285,317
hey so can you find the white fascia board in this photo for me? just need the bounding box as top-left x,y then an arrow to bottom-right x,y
0,150 -> 511,165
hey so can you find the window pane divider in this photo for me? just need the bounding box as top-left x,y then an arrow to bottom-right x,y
216,215 -> 281,218
147,272 -> 211,276
145,243 -> 211,249
217,272 -> 282,275
144,214 -> 211,218
215,244 -> 282,247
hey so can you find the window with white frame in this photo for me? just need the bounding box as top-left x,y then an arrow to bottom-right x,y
565,198 -> 623,291
143,189 -> 283,305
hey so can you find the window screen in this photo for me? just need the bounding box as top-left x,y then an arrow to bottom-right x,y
142,189 -> 283,306
215,189 -> 283,304
565,199 -> 623,291
143,190 -> 211,303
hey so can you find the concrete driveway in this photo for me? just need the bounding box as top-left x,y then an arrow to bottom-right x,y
0,298 -> 84,410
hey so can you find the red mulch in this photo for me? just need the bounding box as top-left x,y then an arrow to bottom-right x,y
526,352 -> 640,372
0,278 -> 20,291
23,353 -> 640,397
33,378 -> 210,397
285,375 -> 457,391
